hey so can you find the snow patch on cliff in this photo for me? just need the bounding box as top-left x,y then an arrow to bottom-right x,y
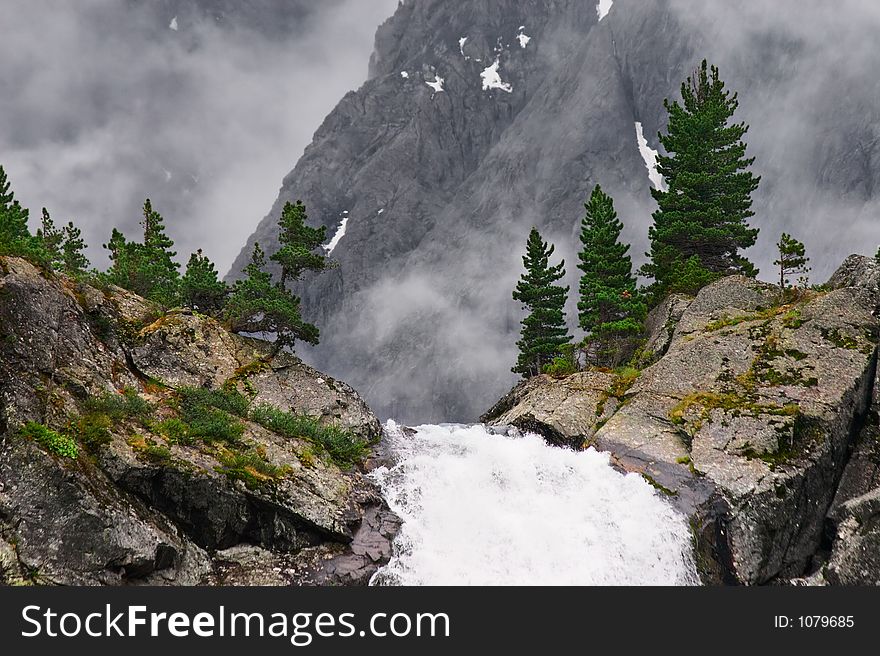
516,29 -> 531,48
635,122 -> 666,191
324,215 -> 349,254
481,60 -> 512,93
169,16 -> 178,31
597,1 -> 613,21
426,75 -> 445,93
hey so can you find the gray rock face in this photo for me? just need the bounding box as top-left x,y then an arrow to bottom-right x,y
232,0 -> 880,424
0,256 -> 394,585
485,258 -> 880,584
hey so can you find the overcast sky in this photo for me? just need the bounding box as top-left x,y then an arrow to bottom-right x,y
0,0 -> 398,272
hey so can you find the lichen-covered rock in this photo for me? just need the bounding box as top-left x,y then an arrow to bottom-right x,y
485,266 -> 880,584
0,256 -> 395,586
481,371 -> 618,448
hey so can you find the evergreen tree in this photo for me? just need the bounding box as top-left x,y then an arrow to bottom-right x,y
59,220 -> 90,275
577,185 -> 646,366
225,243 -> 318,355
139,199 -> 180,305
181,249 -> 228,315
103,199 -> 180,306
774,233 -> 810,290
512,227 -> 571,378
37,208 -> 63,267
35,208 -> 89,275
270,200 -> 332,286
641,60 -> 760,301
0,165 -> 46,263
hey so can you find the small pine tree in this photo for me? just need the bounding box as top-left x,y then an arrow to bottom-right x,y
270,200 -> 333,286
641,60 -> 761,302
225,243 -> 318,355
181,249 -> 228,315
577,185 -> 646,367
59,220 -> 90,275
37,208 -> 64,267
512,227 -> 571,378
36,208 -> 89,275
774,233 -> 810,290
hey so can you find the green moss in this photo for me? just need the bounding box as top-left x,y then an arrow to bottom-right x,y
608,366 -> 640,399
20,422 -> 79,459
223,359 -> 271,398
670,390 -> 799,433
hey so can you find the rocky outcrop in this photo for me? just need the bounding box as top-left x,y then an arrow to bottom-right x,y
0,256 -> 394,586
485,256 -> 880,585
481,371 -> 619,449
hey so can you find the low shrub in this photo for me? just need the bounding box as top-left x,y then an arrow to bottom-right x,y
20,422 -> 79,459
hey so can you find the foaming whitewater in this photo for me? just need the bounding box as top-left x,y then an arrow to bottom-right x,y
371,422 -> 698,585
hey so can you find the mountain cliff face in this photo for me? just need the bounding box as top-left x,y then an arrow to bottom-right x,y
484,255 -> 880,585
0,257 -> 396,586
232,0 -> 880,423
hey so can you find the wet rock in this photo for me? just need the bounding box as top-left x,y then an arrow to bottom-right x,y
481,371 -> 617,449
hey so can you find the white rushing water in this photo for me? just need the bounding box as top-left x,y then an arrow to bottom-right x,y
371,422 -> 697,586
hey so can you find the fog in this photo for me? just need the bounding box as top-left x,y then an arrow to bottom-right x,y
0,0 -> 398,272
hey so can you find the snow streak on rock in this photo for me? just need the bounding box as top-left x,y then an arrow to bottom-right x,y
635,121 -> 666,191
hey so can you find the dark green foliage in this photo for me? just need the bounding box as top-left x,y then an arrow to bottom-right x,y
270,201 -> 332,286
249,404 -> 369,467
0,166 -> 49,265
180,249 -> 228,315
104,199 -> 180,306
542,344 -> 578,377
577,185 -> 646,367
175,387 -> 247,444
20,422 -> 79,459
73,388 -> 154,451
512,227 -> 571,378
641,60 -> 760,301
83,387 -> 154,421
37,208 -> 63,266
59,220 -> 90,275
225,243 -> 317,354
774,233 -> 810,290
37,208 -> 90,276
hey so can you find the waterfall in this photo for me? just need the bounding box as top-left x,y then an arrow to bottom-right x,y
371,421 -> 698,585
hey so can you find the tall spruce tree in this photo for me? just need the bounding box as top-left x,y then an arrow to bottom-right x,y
512,227 -> 571,378
641,60 -> 760,301
139,199 -> 180,305
577,185 -> 645,366
181,249 -> 228,315
37,208 -> 63,267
